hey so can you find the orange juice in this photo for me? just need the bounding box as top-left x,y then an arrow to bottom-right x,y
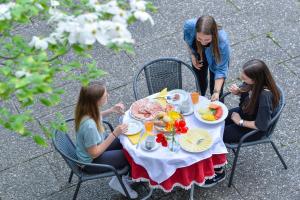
144,121 -> 154,134
191,92 -> 199,104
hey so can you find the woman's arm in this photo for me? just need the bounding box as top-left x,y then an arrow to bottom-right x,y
101,102 -> 125,118
86,124 -> 128,158
86,134 -> 116,158
231,112 -> 257,129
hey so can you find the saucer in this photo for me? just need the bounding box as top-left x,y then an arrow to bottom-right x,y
181,105 -> 194,116
141,140 -> 160,152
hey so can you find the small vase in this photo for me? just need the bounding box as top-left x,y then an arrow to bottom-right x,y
167,133 -> 180,152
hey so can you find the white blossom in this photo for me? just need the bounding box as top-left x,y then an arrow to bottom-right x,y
134,11 -> 154,25
29,36 -> 48,50
130,0 -> 147,11
15,70 -> 31,78
0,2 -> 15,21
50,0 -> 60,7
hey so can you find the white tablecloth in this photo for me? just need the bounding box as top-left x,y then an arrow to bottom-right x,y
119,97 -> 228,184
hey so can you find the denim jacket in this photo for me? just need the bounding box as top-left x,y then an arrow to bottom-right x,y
183,18 -> 230,79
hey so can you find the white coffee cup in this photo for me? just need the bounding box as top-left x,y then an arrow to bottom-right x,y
145,136 -> 156,150
180,99 -> 191,113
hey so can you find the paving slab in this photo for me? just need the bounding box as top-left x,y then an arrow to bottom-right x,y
0,156 -> 60,200
0,123 -> 51,172
158,0 -> 237,32
285,56 -> 300,77
270,20 -> 300,58
231,0 -> 300,35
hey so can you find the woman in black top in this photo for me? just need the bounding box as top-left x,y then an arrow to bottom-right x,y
202,59 -> 280,188
224,59 -> 280,143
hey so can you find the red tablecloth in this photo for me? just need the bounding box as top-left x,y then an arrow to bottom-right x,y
123,149 -> 227,192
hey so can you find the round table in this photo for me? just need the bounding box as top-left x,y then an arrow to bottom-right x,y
119,96 -> 228,199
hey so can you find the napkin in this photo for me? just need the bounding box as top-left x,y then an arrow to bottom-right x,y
154,88 -> 168,107
127,132 -> 149,145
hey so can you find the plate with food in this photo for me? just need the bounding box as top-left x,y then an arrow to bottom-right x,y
167,89 -> 189,105
129,98 -> 165,121
124,120 -> 143,136
194,101 -> 228,124
179,128 -> 213,153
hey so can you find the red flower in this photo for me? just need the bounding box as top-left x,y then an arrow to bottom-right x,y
156,132 -> 168,147
174,119 -> 188,134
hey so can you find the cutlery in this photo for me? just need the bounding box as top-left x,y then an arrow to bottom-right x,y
196,138 -> 204,145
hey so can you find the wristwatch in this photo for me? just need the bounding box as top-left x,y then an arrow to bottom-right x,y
239,119 -> 244,127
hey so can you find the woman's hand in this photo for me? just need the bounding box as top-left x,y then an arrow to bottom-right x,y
231,112 -> 241,125
192,55 -> 203,70
113,123 -> 128,137
111,102 -> 125,115
211,92 -> 219,101
229,84 -> 240,95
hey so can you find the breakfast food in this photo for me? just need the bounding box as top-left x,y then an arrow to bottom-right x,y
130,98 -> 164,120
198,103 -> 223,121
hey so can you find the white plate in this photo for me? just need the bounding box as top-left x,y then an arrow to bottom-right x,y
124,120 -> 143,135
194,101 -> 229,124
141,140 -> 160,152
167,89 -> 189,105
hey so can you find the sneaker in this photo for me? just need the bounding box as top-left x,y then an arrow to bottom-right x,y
109,176 -> 138,199
201,171 -> 226,188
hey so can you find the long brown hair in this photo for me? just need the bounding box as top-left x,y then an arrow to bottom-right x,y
242,59 -> 280,114
75,82 -> 106,132
195,16 -> 221,63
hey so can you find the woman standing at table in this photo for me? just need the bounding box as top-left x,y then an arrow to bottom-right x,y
74,82 -> 138,198
183,15 -> 230,101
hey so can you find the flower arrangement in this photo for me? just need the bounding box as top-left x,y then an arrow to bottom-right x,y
155,111 -> 188,151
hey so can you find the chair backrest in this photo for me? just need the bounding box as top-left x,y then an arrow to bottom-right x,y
133,58 -> 200,100
266,85 -> 286,137
52,129 -> 83,175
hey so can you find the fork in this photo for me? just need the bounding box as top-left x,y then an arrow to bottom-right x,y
196,138 -> 204,145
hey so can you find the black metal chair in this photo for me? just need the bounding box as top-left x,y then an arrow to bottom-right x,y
52,118 -> 132,200
133,58 -> 200,100
220,85 -> 288,187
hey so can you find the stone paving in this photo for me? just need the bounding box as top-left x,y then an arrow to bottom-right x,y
0,0 -> 300,199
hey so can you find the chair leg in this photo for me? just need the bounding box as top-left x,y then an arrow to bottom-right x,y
68,171 -> 73,183
116,175 -> 132,200
228,147 -> 240,187
73,181 -> 82,200
231,148 -> 236,156
270,141 -> 288,169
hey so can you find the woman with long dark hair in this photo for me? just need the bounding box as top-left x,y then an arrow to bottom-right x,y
184,15 -> 230,101
74,82 -> 138,198
202,59 -> 280,187
224,59 -> 280,143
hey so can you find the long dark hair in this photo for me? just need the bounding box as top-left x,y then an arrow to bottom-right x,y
75,82 -> 106,132
195,16 -> 221,63
242,59 -> 280,114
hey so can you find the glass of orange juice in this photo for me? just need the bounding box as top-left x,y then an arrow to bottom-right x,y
144,121 -> 154,134
191,92 -> 199,104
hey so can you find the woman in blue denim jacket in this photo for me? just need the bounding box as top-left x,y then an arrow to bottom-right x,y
184,16 -> 230,101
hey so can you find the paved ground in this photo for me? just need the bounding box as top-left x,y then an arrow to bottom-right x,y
0,0 -> 300,199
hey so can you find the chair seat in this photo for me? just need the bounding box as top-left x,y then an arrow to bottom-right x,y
225,136 -> 271,149
81,165 -> 129,181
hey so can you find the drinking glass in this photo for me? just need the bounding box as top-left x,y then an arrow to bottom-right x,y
191,92 -> 199,104
144,121 -> 154,134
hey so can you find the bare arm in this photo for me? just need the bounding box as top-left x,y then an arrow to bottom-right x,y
231,112 -> 258,129
86,124 -> 128,158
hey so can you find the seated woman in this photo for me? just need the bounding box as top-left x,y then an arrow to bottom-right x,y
224,59 -> 280,143
74,82 -> 138,199
202,59 -> 280,187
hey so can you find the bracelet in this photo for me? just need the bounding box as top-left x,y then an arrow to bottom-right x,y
213,89 -> 220,94
112,132 -> 117,138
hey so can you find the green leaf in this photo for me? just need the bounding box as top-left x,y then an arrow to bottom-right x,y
146,2 -> 157,12
33,135 -> 48,147
40,97 -> 52,106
